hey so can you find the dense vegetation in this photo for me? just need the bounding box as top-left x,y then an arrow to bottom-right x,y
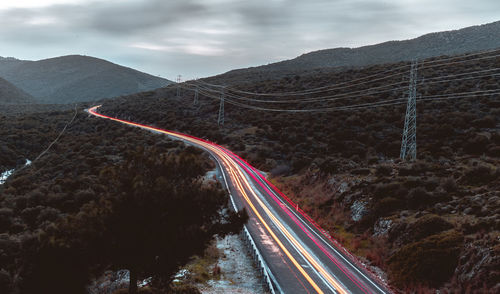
0,110 -> 245,293
98,50 -> 500,292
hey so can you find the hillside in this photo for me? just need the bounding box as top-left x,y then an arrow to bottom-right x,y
0,109 -> 236,293
96,49 -> 500,292
0,55 -> 172,104
0,77 -> 36,104
216,21 -> 500,83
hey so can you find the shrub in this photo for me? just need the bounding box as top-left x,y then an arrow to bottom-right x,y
463,135 -> 489,155
463,165 -> 496,185
169,284 -> 201,294
440,177 -> 457,192
487,146 -> 500,157
388,230 -> 464,287
373,182 -> 402,199
399,166 -> 419,177
351,168 -> 370,175
407,187 -> 432,209
375,165 -> 392,177
0,269 -> 11,294
471,115 -> 496,128
373,197 -> 403,216
0,208 -> 13,233
318,159 -> 338,174
407,214 -> 454,242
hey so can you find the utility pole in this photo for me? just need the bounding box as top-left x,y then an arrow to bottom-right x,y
176,75 -> 182,98
400,60 -> 418,161
218,87 -> 225,126
193,86 -> 199,106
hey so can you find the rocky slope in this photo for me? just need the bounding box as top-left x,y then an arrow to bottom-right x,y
0,55 -> 172,104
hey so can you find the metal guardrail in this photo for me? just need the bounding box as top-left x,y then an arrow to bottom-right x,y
210,153 -> 279,294
240,225 -> 279,294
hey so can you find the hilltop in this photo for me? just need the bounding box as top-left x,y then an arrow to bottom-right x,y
0,55 -> 172,104
215,20 -> 500,83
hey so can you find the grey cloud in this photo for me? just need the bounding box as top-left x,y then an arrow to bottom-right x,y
0,0 -> 498,80
87,0 -> 209,34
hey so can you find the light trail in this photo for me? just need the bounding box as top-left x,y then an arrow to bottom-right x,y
87,105 -> 390,294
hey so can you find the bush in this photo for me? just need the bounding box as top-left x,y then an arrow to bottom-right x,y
471,115 -> 496,128
0,269 -> 11,293
441,177 -> 457,192
463,135 -> 489,155
407,214 -> 453,242
169,284 -> 201,294
375,165 -> 392,177
463,165 -> 496,185
407,187 -> 432,209
373,182 -> 403,199
351,168 -> 370,175
0,208 -> 13,233
487,145 -> 500,157
373,197 -> 403,216
388,230 -> 463,287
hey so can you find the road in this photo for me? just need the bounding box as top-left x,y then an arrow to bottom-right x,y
88,105 -> 391,294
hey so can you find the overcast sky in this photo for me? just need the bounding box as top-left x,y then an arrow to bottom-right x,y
0,0 -> 498,81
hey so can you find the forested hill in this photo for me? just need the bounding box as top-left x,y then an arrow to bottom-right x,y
96,49 -> 500,292
0,77 -> 35,104
216,20 -> 500,83
0,55 -> 172,104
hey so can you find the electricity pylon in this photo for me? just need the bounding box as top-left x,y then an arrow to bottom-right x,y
400,60 -> 418,161
176,75 -> 182,98
193,86 -> 199,106
218,88 -> 224,126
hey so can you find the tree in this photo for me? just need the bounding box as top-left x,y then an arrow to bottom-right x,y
99,147 -> 247,293
21,147 -> 247,294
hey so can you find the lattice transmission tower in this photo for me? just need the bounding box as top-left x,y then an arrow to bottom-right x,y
176,75 -> 182,98
193,86 -> 199,106
400,60 -> 419,161
218,88 -> 225,126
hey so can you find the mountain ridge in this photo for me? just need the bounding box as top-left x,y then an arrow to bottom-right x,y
0,77 -> 36,104
215,20 -> 500,83
0,55 -> 172,104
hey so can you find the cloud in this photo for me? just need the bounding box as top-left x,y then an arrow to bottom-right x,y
130,42 -> 227,56
0,0 -> 498,80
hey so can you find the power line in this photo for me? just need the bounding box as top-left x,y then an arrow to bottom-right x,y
218,87 -> 225,126
181,49 -> 499,113
10,104 -> 79,178
194,85 -> 199,106
187,64 -> 498,105
195,50 -> 500,97
185,67 -> 498,105
195,86 -> 500,113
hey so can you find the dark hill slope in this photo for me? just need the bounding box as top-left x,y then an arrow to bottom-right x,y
97,49 -> 500,292
216,21 -> 500,83
0,55 -> 172,103
0,77 -> 35,104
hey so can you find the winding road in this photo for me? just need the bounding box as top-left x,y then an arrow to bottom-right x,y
88,105 -> 391,294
